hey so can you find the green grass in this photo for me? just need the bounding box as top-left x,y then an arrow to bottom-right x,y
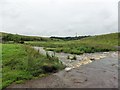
26,33 -> 119,55
2,44 -> 64,89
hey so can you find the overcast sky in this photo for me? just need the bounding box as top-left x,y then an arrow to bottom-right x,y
0,0 -> 119,37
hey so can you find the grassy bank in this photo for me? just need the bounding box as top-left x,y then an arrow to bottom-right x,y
26,33 -> 119,54
2,44 -> 64,89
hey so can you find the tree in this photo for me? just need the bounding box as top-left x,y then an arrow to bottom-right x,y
12,34 -> 21,43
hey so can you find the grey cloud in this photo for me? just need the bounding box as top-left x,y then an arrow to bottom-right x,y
1,0 -> 118,37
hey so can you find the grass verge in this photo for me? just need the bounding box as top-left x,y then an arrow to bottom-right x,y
2,44 -> 64,89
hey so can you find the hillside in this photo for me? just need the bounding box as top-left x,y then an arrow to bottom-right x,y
79,32 -> 119,46
0,32 -> 51,42
26,32 -> 119,54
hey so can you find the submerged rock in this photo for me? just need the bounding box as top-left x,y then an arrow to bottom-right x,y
65,67 -> 72,72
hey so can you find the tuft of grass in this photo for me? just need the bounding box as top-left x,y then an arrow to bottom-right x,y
15,80 -> 25,84
67,55 -> 70,59
71,55 -> 77,60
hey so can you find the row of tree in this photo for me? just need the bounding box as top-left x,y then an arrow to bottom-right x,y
50,36 -> 90,41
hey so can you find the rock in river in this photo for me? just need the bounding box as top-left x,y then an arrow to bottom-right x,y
65,67 -> 72,72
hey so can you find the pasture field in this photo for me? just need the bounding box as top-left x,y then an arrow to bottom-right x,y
26,33 -> 119,54
2,44 -> 64,89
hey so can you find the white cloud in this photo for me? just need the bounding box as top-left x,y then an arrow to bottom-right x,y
1,0 -> 118,36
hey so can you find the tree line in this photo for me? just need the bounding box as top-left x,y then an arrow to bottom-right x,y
2,33 -> 49,43
50,36 -> 90,41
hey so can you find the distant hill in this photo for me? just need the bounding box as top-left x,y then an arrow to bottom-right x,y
1,32 -> 119,46
78,32 -> 119,46
0,32 -> 51,42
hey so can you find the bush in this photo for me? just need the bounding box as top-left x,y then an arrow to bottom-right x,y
42,64 -> 57,73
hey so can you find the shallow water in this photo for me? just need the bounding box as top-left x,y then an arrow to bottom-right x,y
33,47 -> 118,69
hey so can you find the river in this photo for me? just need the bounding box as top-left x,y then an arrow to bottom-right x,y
6,46 -> 119,88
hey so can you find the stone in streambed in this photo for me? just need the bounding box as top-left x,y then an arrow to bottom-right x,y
65,67 -> 72,72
